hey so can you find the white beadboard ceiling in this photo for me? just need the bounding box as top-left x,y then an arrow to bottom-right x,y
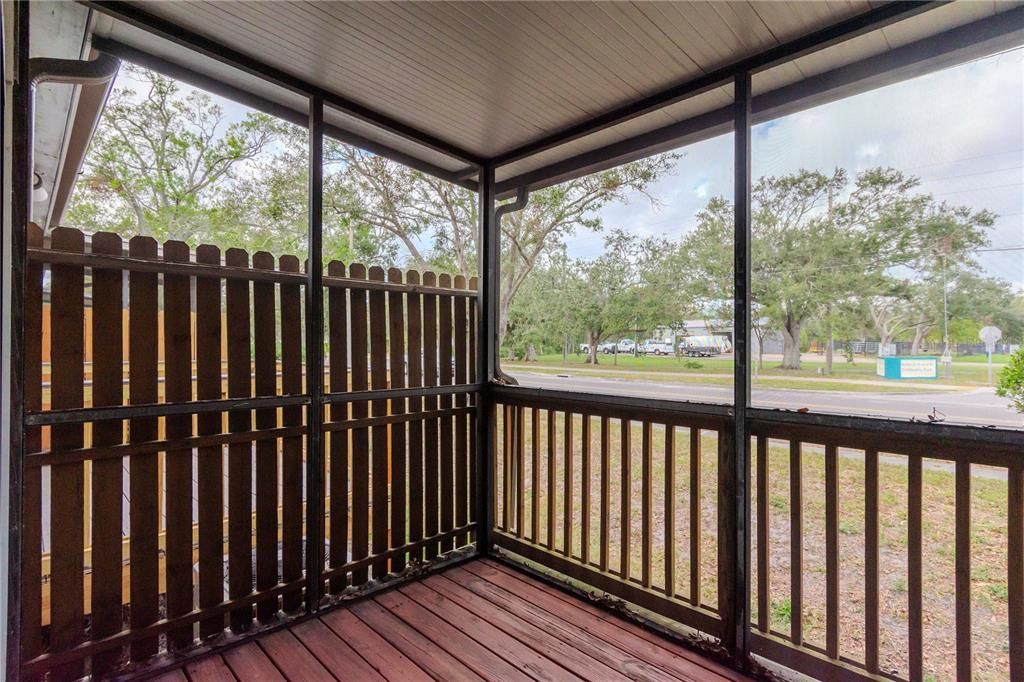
88,1 -> 1024,190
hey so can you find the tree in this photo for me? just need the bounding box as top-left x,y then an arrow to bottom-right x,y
67,65 -> 286,243
996,347 -> 1024,416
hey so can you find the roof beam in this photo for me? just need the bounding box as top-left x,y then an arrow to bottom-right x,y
496,5 -> 1024,196
91,37 -> 478,190
490,1 -> 945,169
83,1 -> 485,169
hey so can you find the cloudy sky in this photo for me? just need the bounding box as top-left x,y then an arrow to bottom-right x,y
580,47 -> 1024,290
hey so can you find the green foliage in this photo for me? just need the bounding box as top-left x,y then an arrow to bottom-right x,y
996,347 -> 1024,415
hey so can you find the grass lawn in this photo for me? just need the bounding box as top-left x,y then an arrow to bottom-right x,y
508,353 -> 997,389
496,412 -> 1012,681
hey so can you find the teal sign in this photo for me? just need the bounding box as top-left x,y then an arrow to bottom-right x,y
876,356 -> 939,380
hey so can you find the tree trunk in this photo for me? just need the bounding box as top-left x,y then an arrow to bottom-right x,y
780,319 -> 802,370
825,327 -> 833,375
587,332 -> 600,365
911,326 -> 928,355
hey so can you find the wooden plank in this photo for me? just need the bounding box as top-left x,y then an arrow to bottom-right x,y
253,251 -> 279,621
438,273 -> 455,553
690,428 -> 702,607
22,224 -> 44,666
955,457 -> 971,680
163,240 -> 194,647
349,263 -> 371,585
258,630 -> 335,680
279,254 -> 304,611
908,453 -> 923,681
185,655 -> 238,682
350,599 -> 484,681
369,266 -> 389,578
620,418 -> 631,580
129,235 -> 160,660
196,244 -> 225,638
400,581 -> 578,681
664,425 -> 675,598
455,564 -> 707,682
405,271 -> 425,562
790,440 -> 803,646
756,436 -> 769,633
327,260 -> 349,594
226,248 -> 254,632
547,409 -> 557,549
150,669 -> 189,682
88,231 -> 124,674
581,415 -> 592,566
48,227 -> 86,678
641,421 -> 652,587
422,271 -> 440,560
600,416 -> 610,572
564,412 -> 574,558
531,407 -> 540,543
864,448 -> 879,673
290,618 -> 385,681
375,589 -> 531,681
1009,465 -> 1024,682
825,444 -> 839,659
425,574 -> 623,681
320,608 -> 432,682
482,560 -> 746,681
388,268 -> 408,571
222,642 -> 286,682
453,274 -> 469,547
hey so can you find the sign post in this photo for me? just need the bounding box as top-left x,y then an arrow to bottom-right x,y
979,326 -> 1002,385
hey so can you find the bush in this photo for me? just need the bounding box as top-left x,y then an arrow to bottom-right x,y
995,347 -> 1024,414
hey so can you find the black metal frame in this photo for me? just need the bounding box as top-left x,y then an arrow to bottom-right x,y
8,0 -> 1024,677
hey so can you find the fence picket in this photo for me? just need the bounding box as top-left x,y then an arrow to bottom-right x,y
422,272 -> 439,559
406,271 -> 424,560
327,260 -> 349,592
195,244 -> 225,639
279,255 -> 304,610
128,235 -> 160,660
438,273 -> 455,553
88,231 -> 124,673
368,266 -> 389,577
349,263 -> 370,585
225,247 -> 253,632
49,227 -> 86,678
388,268 -> 408,571
163,240 -> 194,646
253,251 -> 278,620
454,275 -> 469,547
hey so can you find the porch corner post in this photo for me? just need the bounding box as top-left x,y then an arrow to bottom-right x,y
4,3 -> 31,678
726,69 -> 753,665
475,164 -> 497,555
304,92 -> 325,611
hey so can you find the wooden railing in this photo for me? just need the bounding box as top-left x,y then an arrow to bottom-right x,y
492,386 -> 1024,682
20,225 -> 479,679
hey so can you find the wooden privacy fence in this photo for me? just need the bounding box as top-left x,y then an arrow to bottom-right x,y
20,225 -> 479,679
491,384 -> 1024,682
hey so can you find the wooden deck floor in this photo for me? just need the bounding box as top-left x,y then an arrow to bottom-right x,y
151,559 -> 750,682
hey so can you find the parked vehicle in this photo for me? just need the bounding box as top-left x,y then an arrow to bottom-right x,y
598,341 -> 618,354
678,335 -> 731,357
640,340 -> 673,356
616,339 -> 636,354
579,343 -> 591,354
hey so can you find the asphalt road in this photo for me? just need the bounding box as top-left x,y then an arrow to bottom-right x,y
509,371 -> 1023,428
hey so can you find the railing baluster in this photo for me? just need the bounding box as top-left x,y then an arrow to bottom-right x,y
532,407 -> 541,542
621,418 -> 632,580
865,448 -> 880,673
790,440 -> 803,646
955,456 -> 971,680
502,404 -> 511,531
665,425 -> 675,598
600,416 -> 611,573
1009,464 -> 1024,681
689,427 -> 701,607
548,409 -> 557,549
642,421 -> 652,588
909,453 -> 923,681
516,405 -> 525,538
581,415 -> 592,566
756,435 -> 769,633
825,444 -> 840,659
564,412 -> 574,557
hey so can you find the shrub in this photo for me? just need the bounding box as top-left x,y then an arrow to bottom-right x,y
996,347 -> 1024,414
